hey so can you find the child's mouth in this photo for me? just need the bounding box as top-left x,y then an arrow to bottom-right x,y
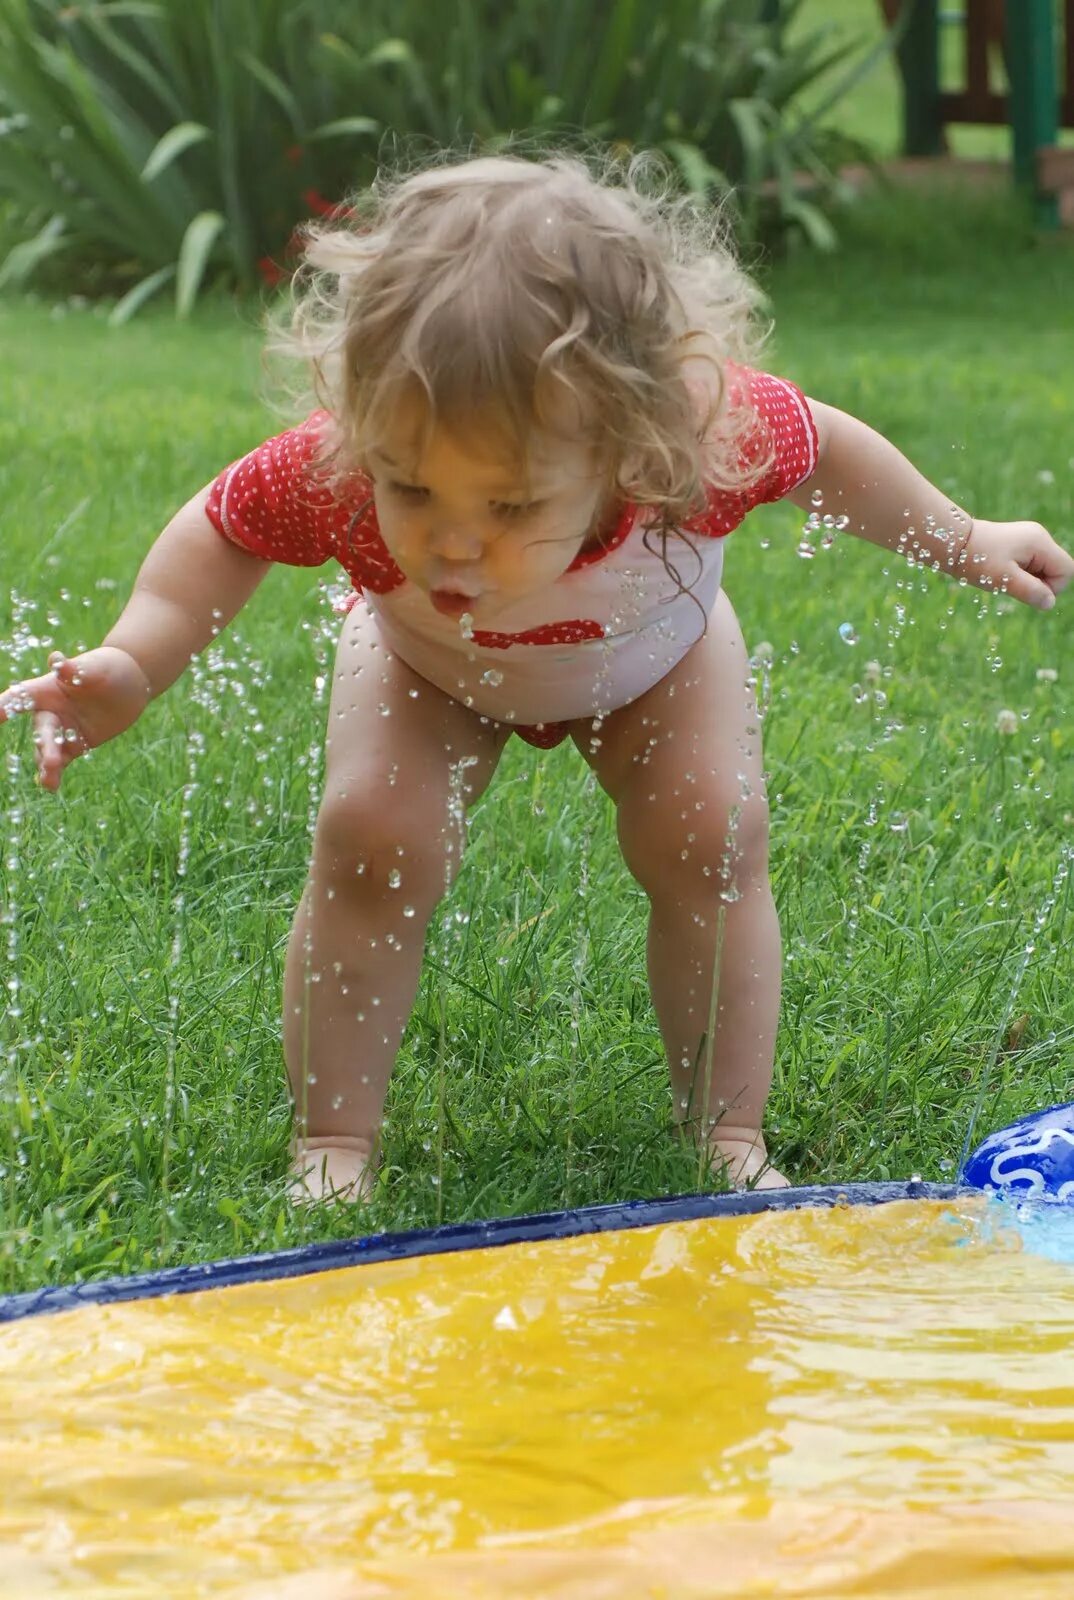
430,589 -> 479,617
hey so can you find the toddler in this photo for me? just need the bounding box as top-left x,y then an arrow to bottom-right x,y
2,154 -> 1070,1201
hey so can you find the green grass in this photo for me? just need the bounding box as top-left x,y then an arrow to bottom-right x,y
1,176 -> 1073,1297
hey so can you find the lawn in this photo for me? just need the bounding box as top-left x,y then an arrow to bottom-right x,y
2,125 -> 1073,1291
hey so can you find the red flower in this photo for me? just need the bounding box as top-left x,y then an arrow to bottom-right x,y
257,255 -> 286,287
302,187 -> 338,217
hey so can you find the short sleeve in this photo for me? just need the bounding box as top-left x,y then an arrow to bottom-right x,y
204,412 -> 351,567
728,365 -> 819,505
693,365 -> 819,538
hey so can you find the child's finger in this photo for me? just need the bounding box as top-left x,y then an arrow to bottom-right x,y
0,665 -> 76,725
32,711 -> 66,789
51,654 -> 90,690
0,683 -> 37,725
1006,563 -> 1057,612
1020,530 -> 1074,592
1045,542 -> 1074,594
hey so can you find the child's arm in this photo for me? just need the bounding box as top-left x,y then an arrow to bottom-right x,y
101,486 -> 270,696
788,400 -> 1073,611
0,487 -> 271,789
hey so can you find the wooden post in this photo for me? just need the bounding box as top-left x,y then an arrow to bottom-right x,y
898,0 -> 944,156
1007,0 -> 1060,228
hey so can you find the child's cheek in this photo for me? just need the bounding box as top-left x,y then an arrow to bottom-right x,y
491,533 -> 551,593
375,508 -> 415,566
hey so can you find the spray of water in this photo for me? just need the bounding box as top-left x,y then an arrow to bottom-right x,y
288,583 -> 340,1213
433,750 -> 479,1220
1,592 -> 45,1281
564,767 -> 597,1208
160,717 -> 204,1219
958,843 -> 1073,1180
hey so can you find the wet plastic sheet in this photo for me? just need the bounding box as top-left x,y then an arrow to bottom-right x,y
4,1191 -> 1074,1597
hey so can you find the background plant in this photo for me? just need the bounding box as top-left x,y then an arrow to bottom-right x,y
0,0 -> 893,318
0,0 -> 381,317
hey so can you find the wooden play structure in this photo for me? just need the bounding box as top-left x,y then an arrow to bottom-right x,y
892,0 -> 1074,226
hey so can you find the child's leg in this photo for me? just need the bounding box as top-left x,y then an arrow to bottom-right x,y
571,588 -> 786,1188
285,602 -> 510,1201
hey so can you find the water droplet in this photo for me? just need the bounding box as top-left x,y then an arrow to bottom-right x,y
838,622 -> 858,646
387,868 -> 402,888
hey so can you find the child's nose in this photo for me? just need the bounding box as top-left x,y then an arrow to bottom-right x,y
429,522 -> 484,563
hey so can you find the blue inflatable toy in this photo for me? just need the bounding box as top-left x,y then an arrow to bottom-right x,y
962,1101 -> 1074,1200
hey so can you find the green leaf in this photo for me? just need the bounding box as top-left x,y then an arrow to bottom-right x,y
239,49 -> 303,132
662,138 -> 731,197
175,209 -> 225,317
141,120 -> 211,182
727,98 -> 769,188
318,33 -> 414,74
0,214 -> 68,289
308,116 -> 379,141
586,0 -> 639,125
78,7 -> 186,125
108,261 -> 176,325
783,195 -> 839,253
95,2 -> 166,18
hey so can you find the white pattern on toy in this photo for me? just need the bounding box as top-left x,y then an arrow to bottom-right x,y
989,1126 -> 1074,1199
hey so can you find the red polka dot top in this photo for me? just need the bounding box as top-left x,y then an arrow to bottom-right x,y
205,364 -> 818,728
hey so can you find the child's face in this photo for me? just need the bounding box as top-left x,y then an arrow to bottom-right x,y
366,411 -> 609,618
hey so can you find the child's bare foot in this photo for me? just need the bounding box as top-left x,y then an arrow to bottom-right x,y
288,1135 -> 376,1205
709,1126 -> 790,1190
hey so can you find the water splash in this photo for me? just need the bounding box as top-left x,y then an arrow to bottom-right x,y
292,584 -> 339,1211
564,767 -> 597,1208
975,1191 -> 1074,1266
958,843 -> 1073,1179
160,714 -> 204,1214
1,591 -> 51,1279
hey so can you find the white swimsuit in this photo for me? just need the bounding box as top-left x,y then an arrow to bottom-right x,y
205,365 -> 818,745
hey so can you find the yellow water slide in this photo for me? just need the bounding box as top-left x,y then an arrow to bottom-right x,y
4,1192 -> 1074,1597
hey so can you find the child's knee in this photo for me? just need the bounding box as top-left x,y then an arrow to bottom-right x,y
618,783 -> 771,898
311,784 -> 456,905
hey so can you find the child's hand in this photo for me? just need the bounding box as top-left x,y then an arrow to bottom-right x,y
959,519 -> 1074,611
0,646 -> 151,791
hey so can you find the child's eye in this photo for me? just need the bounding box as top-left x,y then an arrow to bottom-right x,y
390,481 -> 429,501
491,500 -> 542,521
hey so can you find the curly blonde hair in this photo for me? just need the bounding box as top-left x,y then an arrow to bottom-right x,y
267,147 -> 776,546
